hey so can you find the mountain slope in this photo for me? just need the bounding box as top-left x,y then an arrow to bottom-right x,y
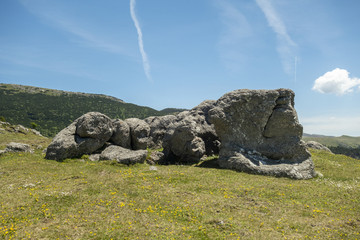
0,83 -> 185,137
303,133 -> 360,159
303,133 -> 360,148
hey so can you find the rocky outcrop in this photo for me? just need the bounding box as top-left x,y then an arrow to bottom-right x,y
0,142 -> 34,155
209,89 -> 316,179
305,141 -> 333,153
46,112 -> 113,160
45,88 -> 316,179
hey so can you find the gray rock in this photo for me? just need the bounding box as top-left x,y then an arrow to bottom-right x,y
3,142 -> 33,154
45,123 -> 79,160
168,125 -> 206,163
99,145 -> 147,164
125,118 -> 151,150
110,119 -> 131,148
46,112 -> 113,161
209,89 -> 316,179
145,115 -> 177,148
161,100 -> 219,163
305,141 -> 333,153
75,112 -> 113,142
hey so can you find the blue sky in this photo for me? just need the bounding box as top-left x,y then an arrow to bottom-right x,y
1,0 -> 360,136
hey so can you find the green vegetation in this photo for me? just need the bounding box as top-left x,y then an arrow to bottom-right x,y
0,122 -> 51,150
1,126 -> 360,239
303,134 -> 360,160
0,84 -> 185,137
303,134 -> 360,148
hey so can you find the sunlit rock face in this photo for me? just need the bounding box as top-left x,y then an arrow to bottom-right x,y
209,89 -> 316,179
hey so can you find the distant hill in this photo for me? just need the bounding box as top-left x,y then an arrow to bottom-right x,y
303,133 -> 360,159
0,83 -> 186,137
302,133 -> 360,148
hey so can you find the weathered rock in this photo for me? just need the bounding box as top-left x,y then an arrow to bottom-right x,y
145,115 -> 177,148
99,145 -> 147,164
125,118 -> 151,150
161,100 -> 219,164
305,141 -> 333,153
44,88 -> 314,179
76,112 -> 113,142
1,142 -> 33,154
167,125 -> 206,163
45,112 -> 113,160
209,89 -> 316,179
110,119 -> 131,148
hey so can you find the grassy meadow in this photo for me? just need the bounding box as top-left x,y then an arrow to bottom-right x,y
0,128 -> 360,239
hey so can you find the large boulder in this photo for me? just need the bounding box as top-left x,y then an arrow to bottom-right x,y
75,112 -> 113,141
144,115 -> 177,149
125,118 -> 151,150
45,112 -> 113,160
209,89 -> 316,179
110,119 -> 131,148
98,145 -> 147,164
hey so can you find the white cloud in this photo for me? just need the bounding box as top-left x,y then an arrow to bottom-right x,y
255,0 -> 296,74
302,115 -> 360,136
130,0 -> 152,82
312,68 -> 360,95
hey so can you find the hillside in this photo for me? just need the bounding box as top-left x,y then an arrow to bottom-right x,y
303,134 -> 360,159
1,122 -> 359,239
303,133 -> 360,148
0,83 -> 185,137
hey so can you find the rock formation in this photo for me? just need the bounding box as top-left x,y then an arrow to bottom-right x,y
209,89 -> 315,179
45,112 -> 114,160
0,142 -> 34,155
305,141 -> 333,153
45,88 -> 316,179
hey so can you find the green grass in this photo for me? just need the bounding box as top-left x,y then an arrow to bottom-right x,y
0,123 -> 51,150
1,135 -> 360,239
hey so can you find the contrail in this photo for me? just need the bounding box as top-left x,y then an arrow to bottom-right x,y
130,0 -> 152,82
255,0 -> 296,74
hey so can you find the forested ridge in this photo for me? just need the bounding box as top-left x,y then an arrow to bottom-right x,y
0,83 -> 184,137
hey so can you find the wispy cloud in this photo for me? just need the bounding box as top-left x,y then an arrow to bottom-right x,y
19,0 -> 131,56
215,0 -> 252,72
130,0 -> 152,82
312,68 -> 360,95
255,0 -> 296,74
